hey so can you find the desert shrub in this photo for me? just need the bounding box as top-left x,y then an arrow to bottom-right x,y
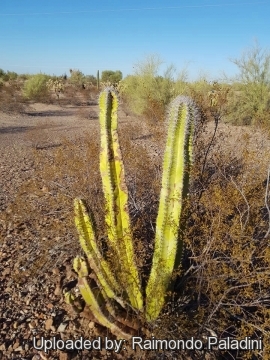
84,74 -> 97,86
225,41 -> 270,126
120,55 -> 177,124
0,78 -> 27,113
178,126 -> 270,358
226,81 -> 270,126
68,68 -> 85,87
17,73 -> 31,81
0,70 -> 18,82
6,71 -> 18,81
101,70 -> 122,84
22,73 -> 51,101
0,68 -> 6,79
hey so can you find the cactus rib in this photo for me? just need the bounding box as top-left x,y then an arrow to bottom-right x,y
145,96 -> 198,321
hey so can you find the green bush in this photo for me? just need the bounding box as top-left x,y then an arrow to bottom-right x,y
119,55 -> 177,123
0,68 -> 6,79
68,69 -> 85,87
22,73 -> 51,101
101,70 -> 122,84
0,70 -> 18,82
225,41 -> 270,126
17,73 -> 31,81
84,74 -> 97,86
6,71 -> 18,81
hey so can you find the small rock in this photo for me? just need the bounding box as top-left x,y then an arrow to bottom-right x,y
52,268 -> 60,275
88,321 -> 95,329
54,285 -> 61,296
28,322 -> 35,330
2,268 -> 11,276
13,340 -> 20,350
59,352 -> 69,360
35,339 -> 41,347
57,322 -> 68,333
32,355 -> 41,360
13,321 -> 18,329
14,346 -> 23,352
45,318 -> 53,331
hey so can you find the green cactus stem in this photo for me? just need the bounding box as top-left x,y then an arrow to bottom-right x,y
99,88 -> 143,311
145,96 -> 198,322
73,256 -> 133,340
74,198 -> 126,309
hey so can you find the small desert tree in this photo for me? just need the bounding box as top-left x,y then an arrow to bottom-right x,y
101,70 -> 123,84
120,54 -> 177,123
69,69 -> 85,87
226,41 -> 270,126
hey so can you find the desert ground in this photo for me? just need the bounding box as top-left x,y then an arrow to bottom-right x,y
0,98 -> 270,360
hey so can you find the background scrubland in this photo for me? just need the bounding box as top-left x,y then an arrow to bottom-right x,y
0,43 -> 270,359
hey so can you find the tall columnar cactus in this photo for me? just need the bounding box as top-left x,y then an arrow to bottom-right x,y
66,88 -> 199,338
97,70 -> 100,90
98,89 -> 143,311
145,96 -> 198,321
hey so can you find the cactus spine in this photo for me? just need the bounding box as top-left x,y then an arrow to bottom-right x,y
145,96 -> 198,321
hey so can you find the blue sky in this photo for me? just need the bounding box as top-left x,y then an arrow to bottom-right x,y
0,1 -> 269,81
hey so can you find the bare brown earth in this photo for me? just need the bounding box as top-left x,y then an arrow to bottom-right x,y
0,101 -> 270,360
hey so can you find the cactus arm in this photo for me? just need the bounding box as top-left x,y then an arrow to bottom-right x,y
74,198 -> 128,309
98,88 -> 143,311
146,96 -> 198,321
73,257 -> 132,340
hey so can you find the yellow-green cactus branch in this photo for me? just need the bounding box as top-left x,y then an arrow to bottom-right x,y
73,257 -> 132,340
145,96 -> 199,322
99,87 -> 143,311
74,198 -> 126,309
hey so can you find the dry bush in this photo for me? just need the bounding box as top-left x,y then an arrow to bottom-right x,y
61,83 -> 99,106
151,120 -> 270,359
0,81 -> 27,114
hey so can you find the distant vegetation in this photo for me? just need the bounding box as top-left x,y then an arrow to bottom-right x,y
1,41 -> 269,126
101,70 -> 123,84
